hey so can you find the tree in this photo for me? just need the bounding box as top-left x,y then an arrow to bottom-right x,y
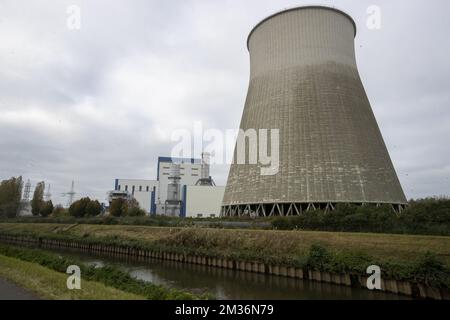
86,200 -> 102,216
40,200 -> 54,217
69,197 -> 91,217
0,176 -> 23,218
109,198 -> 145,217
109,198 -> 127,217
31,181 -> 45,216
68,197 -> 102,217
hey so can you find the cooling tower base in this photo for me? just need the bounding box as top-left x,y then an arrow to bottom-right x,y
221,202 -> 407,217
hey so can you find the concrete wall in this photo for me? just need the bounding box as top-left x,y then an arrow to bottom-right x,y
185,186 -> 225,218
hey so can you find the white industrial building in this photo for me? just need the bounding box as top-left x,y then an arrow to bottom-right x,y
184,185 -> 226,218
112,155 -> 224,218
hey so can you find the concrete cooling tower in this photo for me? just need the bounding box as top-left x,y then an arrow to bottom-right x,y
221,6 -> 407,217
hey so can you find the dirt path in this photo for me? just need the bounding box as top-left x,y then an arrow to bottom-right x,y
0,278 -> 40,300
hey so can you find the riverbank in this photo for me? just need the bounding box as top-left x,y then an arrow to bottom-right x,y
0,254 -> 144,299
0,244 -> 206,300
0,223 -> 449,299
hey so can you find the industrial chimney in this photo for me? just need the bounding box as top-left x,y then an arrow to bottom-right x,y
165,163 -> 182,216
195,152 -> 216,186
222,6 -> 407,217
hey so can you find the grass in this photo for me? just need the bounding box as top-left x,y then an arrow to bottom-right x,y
0,222 -> 448,265
0,223 -> 449,287
0,244 -> 207,300
0,254 -> 144,300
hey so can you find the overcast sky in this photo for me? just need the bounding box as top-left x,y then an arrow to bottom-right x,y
1,0 -> 449,205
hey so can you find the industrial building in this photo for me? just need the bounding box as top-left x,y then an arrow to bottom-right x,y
222,6 -> 407,217
112,155 -> 224,217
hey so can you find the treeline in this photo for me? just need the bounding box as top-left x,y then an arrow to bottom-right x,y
66,197 -> 146,217
0,177 -> 54,218
271,198 -> 450,235
0,175 -> 147,218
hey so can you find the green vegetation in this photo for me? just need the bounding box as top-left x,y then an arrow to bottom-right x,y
0,244 -> 207,300
52,205 -> 69,217
69,197 -> 102,217
1,198 -> 448,236
31,181 -> 45,216
40,200 -> 54,217
0,253 -> 144,300
110,198 -> 146,217
0,176 -> 23,218
271,199 -> 450,236
0,223 -> 448,288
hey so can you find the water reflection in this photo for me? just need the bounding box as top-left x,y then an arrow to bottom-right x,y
57,250 -> 409,300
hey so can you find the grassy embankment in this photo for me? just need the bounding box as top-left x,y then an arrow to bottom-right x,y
0,254 -> 144,300
0,223 -> 449,288
0,244 -> 206,300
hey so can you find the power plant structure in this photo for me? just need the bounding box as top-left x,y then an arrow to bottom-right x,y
113,156 -> 226,218
195,152 -> 216,186
221,6 -> 407,217
62,180 -> 76,208
19,179 -> 32,216
164,163 -> 182,216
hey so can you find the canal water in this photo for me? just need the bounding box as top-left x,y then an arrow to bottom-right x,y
52,249 -> 410,300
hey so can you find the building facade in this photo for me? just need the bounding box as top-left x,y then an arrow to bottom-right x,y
183,186 -> 226,218
113,156 -> 224,217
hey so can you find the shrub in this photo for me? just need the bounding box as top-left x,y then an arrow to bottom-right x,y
39,200 -> 54,217
86,200 -> 102,216
109,198 -> 127,217
69,197 -> 102,217
306,244 -> 333,271
52,205 -> 68,217
413,252 -> 449,288
127,206 -> 147,217
269,198 -> 450,236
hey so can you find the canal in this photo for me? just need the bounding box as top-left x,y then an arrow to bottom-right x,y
52,249 -> 410,300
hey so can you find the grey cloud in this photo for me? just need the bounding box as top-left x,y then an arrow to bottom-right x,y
1,0 -> 449,204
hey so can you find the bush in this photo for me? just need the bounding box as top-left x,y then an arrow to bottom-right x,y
306,244 -> 333,271
86,200 -> 102,216
269,198 -> 450,236
109,198 -> 127,217
52,205 -> 68,217
413,252 -> 449,288
127,206 -> 147,217
69,197 -> 102,217
39,200 -> 54,217
109,198 -> 145,217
